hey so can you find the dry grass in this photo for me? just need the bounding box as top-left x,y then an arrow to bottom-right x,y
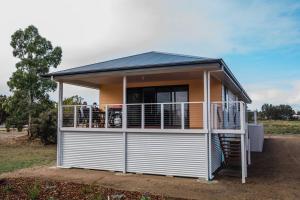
0,143 -> 56,174
259,120 -> 300,134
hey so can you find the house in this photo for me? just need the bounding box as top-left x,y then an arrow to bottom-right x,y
45,51 -> 259,183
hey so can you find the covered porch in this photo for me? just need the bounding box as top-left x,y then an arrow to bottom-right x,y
57,66 -> 246,134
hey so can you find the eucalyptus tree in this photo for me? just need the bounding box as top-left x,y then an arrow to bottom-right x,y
6,25 -> 62,135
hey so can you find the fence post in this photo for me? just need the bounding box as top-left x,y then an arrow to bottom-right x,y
74,106 -> 77,128
161,104 -> 164,129
141,104 -> 145,129
181,102 -> 185,130
105,105 -> 108,129
89,106 -> 92,128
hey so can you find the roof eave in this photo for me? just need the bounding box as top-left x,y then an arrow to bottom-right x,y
42,59 -> 222,78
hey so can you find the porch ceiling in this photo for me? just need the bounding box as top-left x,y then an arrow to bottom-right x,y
53,64 -> 218,89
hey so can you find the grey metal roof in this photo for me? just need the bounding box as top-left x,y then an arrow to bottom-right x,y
44,51 -> 251,103
45,51 -> 220,77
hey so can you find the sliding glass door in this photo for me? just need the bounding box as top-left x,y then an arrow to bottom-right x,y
127,85 -> 189,129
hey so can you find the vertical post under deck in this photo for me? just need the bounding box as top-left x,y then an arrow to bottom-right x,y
57,81 -> 63,166
240,102 -> 246,183
207,71 -> 212,180
203,71 -> 209,181
122,76 -> 127,173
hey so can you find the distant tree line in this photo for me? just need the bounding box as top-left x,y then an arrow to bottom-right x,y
259,103 -> 296,120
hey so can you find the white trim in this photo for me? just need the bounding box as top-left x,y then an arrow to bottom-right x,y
60,127 -> 208,134
211,129 -> 245,134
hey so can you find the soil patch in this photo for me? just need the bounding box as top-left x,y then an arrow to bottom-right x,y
0,177 -> 178,200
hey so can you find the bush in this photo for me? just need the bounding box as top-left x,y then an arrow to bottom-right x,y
30,108 -> 57,145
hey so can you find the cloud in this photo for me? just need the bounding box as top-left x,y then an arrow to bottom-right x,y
0,0 -> 299,104
246,80 -> 300,111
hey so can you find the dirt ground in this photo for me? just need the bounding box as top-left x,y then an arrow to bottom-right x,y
1,135 -> 300,200
0,130 -> 28,144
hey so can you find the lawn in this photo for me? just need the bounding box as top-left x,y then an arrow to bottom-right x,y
0,144 -> 56,174
259,120 -> 300,134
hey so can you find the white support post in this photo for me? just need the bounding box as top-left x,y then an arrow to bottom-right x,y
161,104 -> 164,129
74,106 -> 77,128
203,73 -> 207,131
105,105 -> 108,128
57,81 -> 63,167
181,102 -> 185,130
122,76 -> 127,173
141,104 -> 145,129
240,102 -> 246,183
241,134 -> 246,183
203,71 -> 210,181
207,71 -> 212,180
89,106 -> 92,128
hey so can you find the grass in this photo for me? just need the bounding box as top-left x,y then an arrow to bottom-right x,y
259,120 -> 300,134
27,181 -> 41,200
0,143 -> 56,174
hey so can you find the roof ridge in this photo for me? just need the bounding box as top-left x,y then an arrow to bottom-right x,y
150,51 -> 213,60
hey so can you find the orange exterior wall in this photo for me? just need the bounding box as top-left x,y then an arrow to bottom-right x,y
99,77 -> 222,128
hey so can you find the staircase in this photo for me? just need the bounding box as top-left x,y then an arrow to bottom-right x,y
218,134 -> 241,167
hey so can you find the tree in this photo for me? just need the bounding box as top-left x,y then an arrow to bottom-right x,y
260,103 -> 295,120
6,25 -> 62,135
63,95 -> 84,105
0,95 -> 8,125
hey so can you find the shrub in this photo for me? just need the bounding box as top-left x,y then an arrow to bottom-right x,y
30,108 -> 57,144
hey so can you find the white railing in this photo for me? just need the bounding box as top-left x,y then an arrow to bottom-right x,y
211,101 -> 246,133
61,102 -> 204,130
61,101 -> 246,133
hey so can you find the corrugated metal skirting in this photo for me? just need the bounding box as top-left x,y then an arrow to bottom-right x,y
211,134 -> 222,173
60,131 -> 207,179
61,132 -> 124,171
127,133 -> 207,178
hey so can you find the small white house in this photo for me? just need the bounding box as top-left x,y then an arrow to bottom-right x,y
45,51 -> 262,183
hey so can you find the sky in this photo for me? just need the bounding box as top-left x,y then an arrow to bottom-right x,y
0,0 -> 299,111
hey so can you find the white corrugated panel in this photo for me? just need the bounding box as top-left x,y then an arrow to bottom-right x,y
211,134 -> 222,173
61,132 -> 123,171
127,133 -> 207,178
248,124 -> 264,152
